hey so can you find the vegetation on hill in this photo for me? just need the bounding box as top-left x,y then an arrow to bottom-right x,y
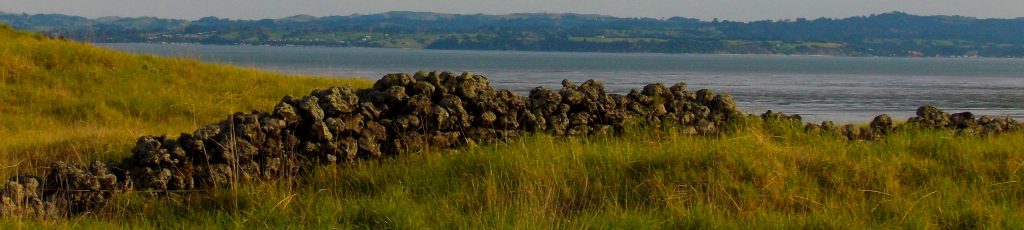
0,25 -> 1022,229
3,11 -> 1024,57
0,23 -> 370,177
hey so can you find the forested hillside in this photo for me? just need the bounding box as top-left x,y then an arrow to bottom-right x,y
4,11 -> 1024,57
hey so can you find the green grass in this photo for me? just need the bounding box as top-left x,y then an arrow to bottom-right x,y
1,24 -> 1023,228
0,24 -> 371,176
5,119 -> 1023,228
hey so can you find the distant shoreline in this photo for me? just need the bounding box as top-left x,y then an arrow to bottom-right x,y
8,11 -> 1024,58
94,42 -> 1019,60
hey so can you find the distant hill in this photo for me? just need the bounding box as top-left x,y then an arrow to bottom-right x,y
3,11 -> 1024,57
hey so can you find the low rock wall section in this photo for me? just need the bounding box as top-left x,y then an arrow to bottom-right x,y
764,105 -> 1021,140
2,71 -> 743,217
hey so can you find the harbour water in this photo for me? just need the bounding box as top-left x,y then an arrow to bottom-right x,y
100,43 -> 1024,123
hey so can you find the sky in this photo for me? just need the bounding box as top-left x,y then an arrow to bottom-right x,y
1,0 -> 1023,21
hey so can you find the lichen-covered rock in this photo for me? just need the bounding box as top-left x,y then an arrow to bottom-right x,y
298,95 -> 326,121
1,176 -> 54,218
359,121 -> 387,158
448,72 -> 488,100
842,124 -> 862,140
529,87 -> 562,114
273,98 -> 302,125
45,161 -> 124,214
949,112 -> 976,129
669,82 -> 687,94
820,121 -> 836,132
909,105 -> 950,128
374,73 -> 414,91
695,89 -> 716,104
870,114 -> 894,134
380,86 -> 409,103
978,116 -> 1021,134
310,120 -> 333,142
761,110 -> 802,122
477,111 -> 498,127
642,83 -> 669,98
804,123 -> 822,134
578,80 -> 604,100
314,86 -> 359,116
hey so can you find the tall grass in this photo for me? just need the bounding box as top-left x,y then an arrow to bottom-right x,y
5,119 -> 1021,228
1,24 -> 1022,228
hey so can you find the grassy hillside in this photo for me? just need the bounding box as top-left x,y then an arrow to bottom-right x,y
1,24 -> 1023,228
0,23 -> 371,176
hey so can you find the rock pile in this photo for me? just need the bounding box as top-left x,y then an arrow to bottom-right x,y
1,71 -> 741,217
907,105 -> 1021,134
761,110 -> 803,122
790,105 -> 1021,140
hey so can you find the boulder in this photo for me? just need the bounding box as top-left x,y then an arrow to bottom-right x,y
273,98 -> 302,125
909,105 -> 949,128
642,83 -> 668,98
820,121 -> 836,132
476,111 -> 498,127
374,73 -> 414,90
315,86 -> 359,116
669,82 -> 687,94
297,96 -> 326,121
695,89 -> 715,104
578,80 -> 605,99
761,110 -> 801,122
842,124 -> 861,140
804,123 -> 822,134
309,121 -> 333,142
1,176 -> 53,218
870,114 -> 894,133
45,161 -> 123,214
949,112 -> 976,129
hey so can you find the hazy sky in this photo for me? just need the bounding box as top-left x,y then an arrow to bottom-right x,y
1,0 -> 1023,21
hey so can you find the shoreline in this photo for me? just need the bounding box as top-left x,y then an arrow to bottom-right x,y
92,42 -> 1024,60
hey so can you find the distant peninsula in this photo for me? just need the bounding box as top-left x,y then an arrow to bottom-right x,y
3,11 -> 1024,57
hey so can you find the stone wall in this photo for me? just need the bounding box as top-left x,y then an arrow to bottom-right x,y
768,105 -> 1022,140
1,71 -> 741,217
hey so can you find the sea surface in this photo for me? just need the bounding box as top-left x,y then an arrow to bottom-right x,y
100,43 -> 1024,123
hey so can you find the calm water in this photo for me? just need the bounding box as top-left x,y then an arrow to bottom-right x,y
100,43 -> 1024,123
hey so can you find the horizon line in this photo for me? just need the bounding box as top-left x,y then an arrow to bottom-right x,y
3,10 -> 1024,23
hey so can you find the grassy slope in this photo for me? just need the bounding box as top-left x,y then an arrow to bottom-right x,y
2,25 -> 1023,228
0,24 -> 371,175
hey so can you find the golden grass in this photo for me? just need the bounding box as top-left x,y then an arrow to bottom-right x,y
6,119 -> 1022,229
0,24 -> 372,176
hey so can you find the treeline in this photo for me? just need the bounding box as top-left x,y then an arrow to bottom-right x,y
2,11 -> 1024,57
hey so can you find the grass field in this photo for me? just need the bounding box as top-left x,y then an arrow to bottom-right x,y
2,24 -> 1023,229
0,24 -> 370,177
